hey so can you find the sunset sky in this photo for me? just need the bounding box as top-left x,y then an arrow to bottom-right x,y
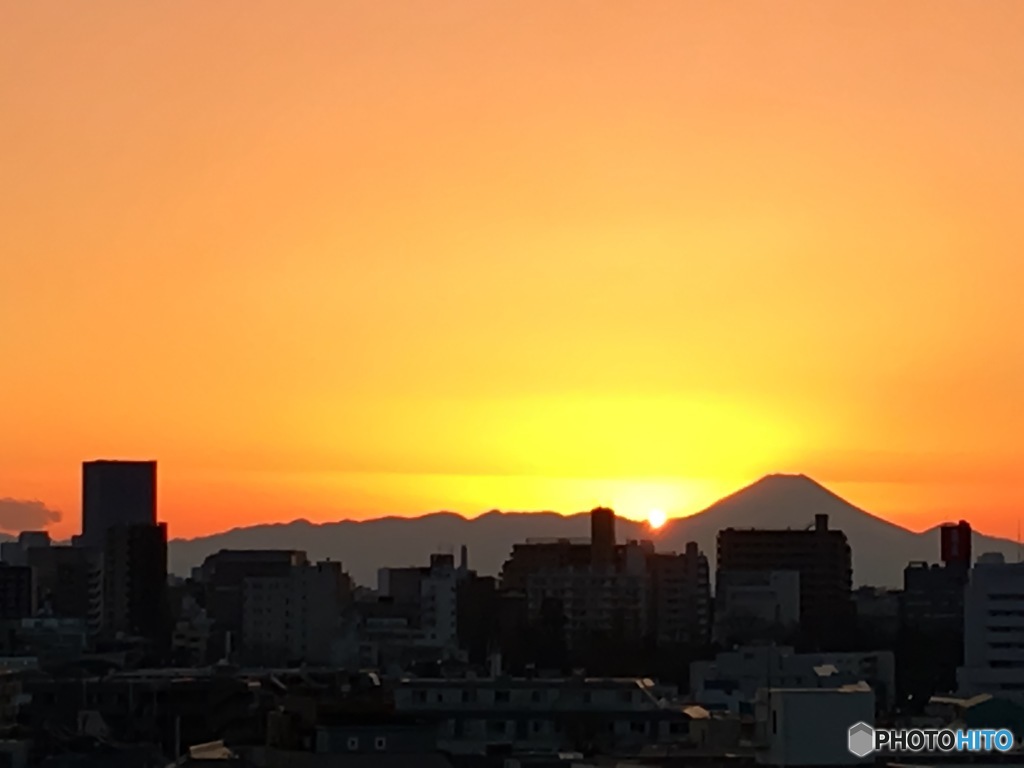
2,1 -> 1023,541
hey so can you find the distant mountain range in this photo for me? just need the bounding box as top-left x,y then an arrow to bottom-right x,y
163,474 -> 1024,588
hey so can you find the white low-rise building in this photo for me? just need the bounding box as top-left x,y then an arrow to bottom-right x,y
756,682 -> 874,766
692,645 -> 894,713
394,676 -> 687,755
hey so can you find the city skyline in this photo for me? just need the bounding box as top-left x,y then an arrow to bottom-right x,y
4,1 -> 1024,540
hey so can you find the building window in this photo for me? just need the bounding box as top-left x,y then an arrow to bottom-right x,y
347,737 -> 359,751
461,689 -> 476,703
413,690 -> 426,704
772,710 -> 778,735
375,736 -> 387,751
495,690 -> 510,704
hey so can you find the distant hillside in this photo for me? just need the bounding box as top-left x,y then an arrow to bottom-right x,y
166,474 -> 1022,588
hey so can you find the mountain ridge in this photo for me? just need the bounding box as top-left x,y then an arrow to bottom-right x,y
163,474 -> 1020,587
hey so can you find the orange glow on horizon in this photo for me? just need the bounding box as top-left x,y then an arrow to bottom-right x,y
2,1 -> 1024,541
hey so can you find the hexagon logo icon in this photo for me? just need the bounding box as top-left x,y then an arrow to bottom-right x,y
848,722 -> 875,758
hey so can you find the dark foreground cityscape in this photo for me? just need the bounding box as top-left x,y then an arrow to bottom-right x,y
0,460 -> 1021,767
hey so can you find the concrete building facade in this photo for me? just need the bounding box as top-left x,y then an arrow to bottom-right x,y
393,676 -> 686,755
241,560 -> 352,665
755,684 -> 875,766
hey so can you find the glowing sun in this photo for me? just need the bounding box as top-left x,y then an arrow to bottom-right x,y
647,508 -> 667,529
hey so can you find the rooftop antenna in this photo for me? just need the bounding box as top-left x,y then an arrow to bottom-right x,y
1017,519 -> 1021,564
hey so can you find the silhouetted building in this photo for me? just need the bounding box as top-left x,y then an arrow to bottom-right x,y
898,522 -> 972,705
456,574 -> 497,664
27,545 -> 95,618
196,549 -> 309,662
899,561 -> 965,704
501,508 -> 711,649
241,559 -> 352,665
95,523 -> 169,650
647,542 -> 712,646
715,569 -> 801,645
0,617 -> 88,664
377,553 -> 469,656
717,514 -> 854,650
854,586 -> 900,643
0,566 -> 35,620
78,460 -> 157,548
902,561 -> 967,628
0,531 -> 51,566
941,520 -> 973,571
591,506 -> 616,568
22,667 -> 261,760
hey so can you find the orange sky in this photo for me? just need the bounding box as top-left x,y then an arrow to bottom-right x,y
2,1 -> 1023,541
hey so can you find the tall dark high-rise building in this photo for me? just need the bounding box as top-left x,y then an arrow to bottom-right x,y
898,522 -> 971,706
591,507 -> 615,568
79,460 -> 157,548
940,520 -> 972,571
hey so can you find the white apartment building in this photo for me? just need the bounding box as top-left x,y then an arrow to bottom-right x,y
378,552 -> 464,653
241,560 -> 349,665
958,554 -> 1024,701
691,645 -> 894,713
420,556 -> 458,649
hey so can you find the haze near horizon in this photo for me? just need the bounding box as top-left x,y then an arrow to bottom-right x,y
2,1 -> 1023,540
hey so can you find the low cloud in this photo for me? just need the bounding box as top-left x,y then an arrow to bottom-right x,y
0,498 -> 62,533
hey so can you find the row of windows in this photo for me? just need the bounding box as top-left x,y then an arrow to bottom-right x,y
410,688 -> 636,705
450,718 -> 657,736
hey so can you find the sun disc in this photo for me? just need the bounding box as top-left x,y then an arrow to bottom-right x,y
647,508 -> 667,529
